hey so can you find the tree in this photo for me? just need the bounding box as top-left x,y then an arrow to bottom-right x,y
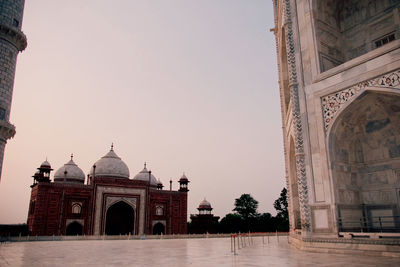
273,188 -> 289,231
233,194 -> 259,220
218,213 -> 244,233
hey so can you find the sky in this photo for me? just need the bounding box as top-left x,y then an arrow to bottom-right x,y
0,0 -> 284,224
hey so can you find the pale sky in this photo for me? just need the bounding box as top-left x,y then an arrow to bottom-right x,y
0,0 -> 284,224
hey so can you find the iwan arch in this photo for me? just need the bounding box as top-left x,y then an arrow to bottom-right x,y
272,0 -> 400,254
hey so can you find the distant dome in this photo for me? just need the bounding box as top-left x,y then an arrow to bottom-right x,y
179,173 -> 188,182
133,163 -> 158,185
90,146 -> 130,179
54,156 -> 85,183
40,160 -> 51,168
198,198 -> 212,210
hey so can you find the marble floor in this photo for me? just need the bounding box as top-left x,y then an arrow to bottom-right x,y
0,236 -> 399,266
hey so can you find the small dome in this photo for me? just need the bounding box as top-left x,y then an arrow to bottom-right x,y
90,146 -> 130,179
54,156 -> 85,183
40,160 -> 51,168
199,198 -> 212,209
179,173 -> 188,182
133,163 -> 158,185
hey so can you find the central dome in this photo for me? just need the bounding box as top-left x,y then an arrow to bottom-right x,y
90,147 -> 130,179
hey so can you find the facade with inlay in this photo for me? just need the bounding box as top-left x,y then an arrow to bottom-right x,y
27,146 -> 188,236
272,0 -> 400,254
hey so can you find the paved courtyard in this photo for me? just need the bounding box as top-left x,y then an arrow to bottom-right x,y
0,237 -> 399,266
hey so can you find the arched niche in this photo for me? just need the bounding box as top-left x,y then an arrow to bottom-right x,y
328,91 -> 400,232
66,221 -> 83,236
314,0 -> 400,72
280,27 -> 290,112
152,222 -> 165,235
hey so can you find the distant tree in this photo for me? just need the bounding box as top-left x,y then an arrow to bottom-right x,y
273,188 -> 289,231
252,212 -> 274,232
218,213 -> 244,233
233,194 -> 259,220
273,188 -> 288,220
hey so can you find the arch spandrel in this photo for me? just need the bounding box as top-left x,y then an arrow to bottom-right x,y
322,69 -> 400,134
105,196 -> 137,212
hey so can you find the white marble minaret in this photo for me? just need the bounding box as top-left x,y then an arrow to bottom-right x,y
0,0 -> 27,179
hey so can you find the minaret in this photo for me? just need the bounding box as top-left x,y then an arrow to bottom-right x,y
32,160 -> 53,186
178,173 -> 189,192
0,0 -> 28,179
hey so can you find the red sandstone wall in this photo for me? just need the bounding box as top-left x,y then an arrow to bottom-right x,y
27,183 -> 92,236
150,191 -> 188,234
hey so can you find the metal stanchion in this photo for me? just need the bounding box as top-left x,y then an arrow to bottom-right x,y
233,236 -> 235,254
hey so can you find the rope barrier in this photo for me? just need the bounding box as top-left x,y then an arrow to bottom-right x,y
230,231 -> 289,255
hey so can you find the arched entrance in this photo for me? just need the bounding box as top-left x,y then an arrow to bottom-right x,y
105,201 -> 134,235
152,222 -> 165,235
329,91 -> 400,232
66,221 -> 83,236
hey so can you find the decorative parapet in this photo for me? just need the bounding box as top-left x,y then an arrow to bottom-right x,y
0,24 -> 27,52
0,120 -> 15,142
322,70 -> 400,131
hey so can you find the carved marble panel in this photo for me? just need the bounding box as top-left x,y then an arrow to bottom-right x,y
362,190 -> 395,204
313,209 -> 329,229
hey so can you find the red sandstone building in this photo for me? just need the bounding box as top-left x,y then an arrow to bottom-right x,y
27,146 -> 189,236
189,199 -> 219,234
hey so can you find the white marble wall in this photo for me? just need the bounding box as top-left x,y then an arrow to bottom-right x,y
273,0 -> 400,237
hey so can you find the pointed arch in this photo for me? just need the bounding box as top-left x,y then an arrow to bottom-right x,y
280,27 -> 290,112
66,221 -> 83,236
152,222 -> 165,235
105,201 -> 135,235
328,90 -> 400,232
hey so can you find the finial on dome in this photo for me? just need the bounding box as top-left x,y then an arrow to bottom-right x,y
70,153 -> 73,160
144,162 -> 147,168
111,143 -> 114,151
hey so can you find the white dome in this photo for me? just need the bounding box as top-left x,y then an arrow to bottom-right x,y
54,157 -> 85,183
90,148 -> 130,179
199,198 -> 212,209
133,164 -> 158,185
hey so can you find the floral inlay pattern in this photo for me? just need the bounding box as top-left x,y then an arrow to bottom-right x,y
322,70 -> 400,131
